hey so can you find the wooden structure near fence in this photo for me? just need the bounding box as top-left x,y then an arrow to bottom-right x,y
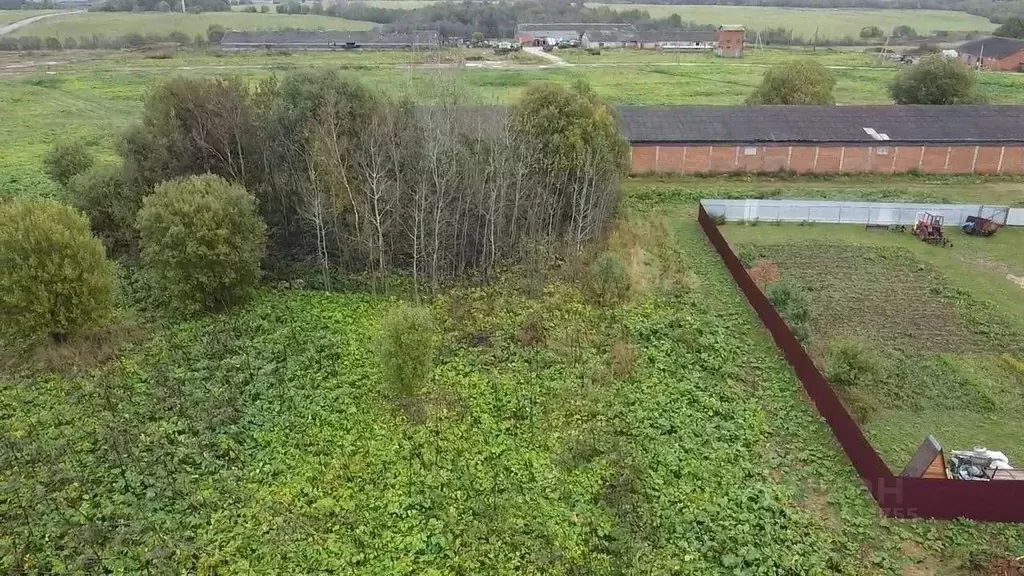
697,204 -> 1024,522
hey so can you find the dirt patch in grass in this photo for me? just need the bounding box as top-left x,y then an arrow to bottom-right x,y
748,259 -> 780,285
981,557 -> 1024,576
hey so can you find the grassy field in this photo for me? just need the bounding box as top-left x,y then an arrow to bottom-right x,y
2,174 -> 1024,572
586,4 -> 996,39
4,47 -> 1024,198
8,11 -> 374,38
718,202 -> 1024,470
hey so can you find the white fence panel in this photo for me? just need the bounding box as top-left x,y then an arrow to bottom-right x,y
701,199 -> 1018,227
1008,208 -> 1024,227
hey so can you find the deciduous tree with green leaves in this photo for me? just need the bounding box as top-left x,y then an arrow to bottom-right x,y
43,140 -> 95,187
889,54 -> 981,104
994,17 -> 1024,39
65,164 -> 143,256
378,303 -> 437,398
746,59 -> 836,105
0,199 -> 114,345
136,174 -> 266,314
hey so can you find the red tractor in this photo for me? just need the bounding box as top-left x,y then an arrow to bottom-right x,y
913,212 -> 951,247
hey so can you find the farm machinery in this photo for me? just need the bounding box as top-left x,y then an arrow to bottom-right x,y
912,212 -> 951,247
961,215 -> 1001,237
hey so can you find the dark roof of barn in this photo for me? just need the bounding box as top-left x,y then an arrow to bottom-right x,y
583,28 -> 638,42
220,30 -> 438,45
616,105 -> 1024,145
956,36 -> 1024,60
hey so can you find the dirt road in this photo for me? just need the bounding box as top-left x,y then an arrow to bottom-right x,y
0,10 -> 84,36
523,46 -> 571,67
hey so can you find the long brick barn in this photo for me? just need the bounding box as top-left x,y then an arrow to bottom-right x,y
618,106 -> 1024,175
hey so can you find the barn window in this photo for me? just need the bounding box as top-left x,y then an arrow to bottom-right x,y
876,147 -> 890,155
744,147 -> 757,156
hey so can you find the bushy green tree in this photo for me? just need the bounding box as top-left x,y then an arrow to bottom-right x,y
994,17 -> 1024,39
746,60 -> 836,105
379,303 -> 437,397
136,174 -> 266,314
889,54 -> 981,104
859,25 -> 883,39
892,24 -> 917,38
206,24 -> 225,43
0,199 -> 114,344
513,81 -> 629,178
43,140 -> 95,186
65,164 -> 142,255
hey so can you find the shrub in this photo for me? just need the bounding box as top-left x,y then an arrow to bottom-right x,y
889,54 -> 980,105
43,140 -> 95,186
826,340 -> 880,388
746,59 -> 836,105
765,281 -> 811,343
586,251 -> 629,307
136,174 -> 266,314
65,164 -> 142,256
859,25 -> 883,39
207,24 -> 226,44
379,303 -> 437,397
0,199 -> 114,345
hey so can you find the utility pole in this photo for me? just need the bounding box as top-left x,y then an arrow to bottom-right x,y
181,0 -> 186,13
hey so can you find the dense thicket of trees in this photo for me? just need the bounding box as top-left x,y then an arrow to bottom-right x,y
114,73 -> 627,294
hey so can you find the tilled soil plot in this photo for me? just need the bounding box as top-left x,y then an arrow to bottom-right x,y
746,244 -> 998,354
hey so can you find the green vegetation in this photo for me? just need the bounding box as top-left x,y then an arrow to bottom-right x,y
65,163 -> 139,255
890,53 -> 982,104
584,4 -> 996,40
378,303 -> 438,399
993,16 -> 1024,39
8,10 -> 373,38
42,140 -> 93,186
765,280 -> 812,342
722,220 -> 1024,469
585,251 -> 630,307
137,174 -> 267,314
2,38 -> 1024,571
2,170 -> 1024,571
0,198 -> 113,346
746,59 -> 837,105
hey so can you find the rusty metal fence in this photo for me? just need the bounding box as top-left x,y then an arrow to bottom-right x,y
697,203 -> 1024,523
